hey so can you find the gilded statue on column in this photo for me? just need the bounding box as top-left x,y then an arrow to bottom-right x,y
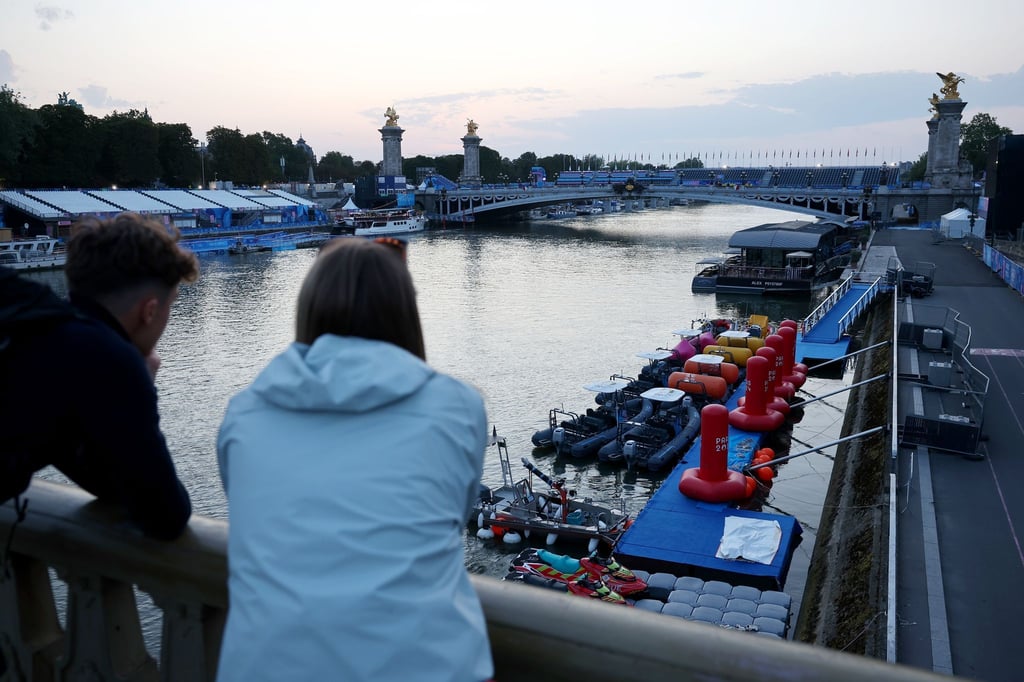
936,72 -> 965,100
384,106 -> 400,126
466,118 -> 479,136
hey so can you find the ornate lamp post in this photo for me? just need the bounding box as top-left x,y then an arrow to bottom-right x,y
841,172 -> 848,189
806,170 -> 813,188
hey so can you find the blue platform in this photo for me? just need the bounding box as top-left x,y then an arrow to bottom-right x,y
614,387 -> 802,591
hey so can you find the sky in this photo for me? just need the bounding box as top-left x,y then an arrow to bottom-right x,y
2,0 -> 1023,168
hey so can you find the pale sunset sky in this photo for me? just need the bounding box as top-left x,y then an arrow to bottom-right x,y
2,0 -> 1022,166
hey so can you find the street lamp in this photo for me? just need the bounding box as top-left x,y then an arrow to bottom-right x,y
806,170 -> 813,187
198,144 -> 207,188
279,156 -> 286,183
841,172 -> 848,189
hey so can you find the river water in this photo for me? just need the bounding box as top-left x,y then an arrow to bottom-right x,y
29,202 -> 850,637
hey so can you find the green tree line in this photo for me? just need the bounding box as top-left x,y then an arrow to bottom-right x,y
1,86 -> 706,189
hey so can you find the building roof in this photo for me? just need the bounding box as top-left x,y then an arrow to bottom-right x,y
728,220 -> 837,250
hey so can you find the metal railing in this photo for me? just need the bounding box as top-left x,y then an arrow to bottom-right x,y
0,480 -> 953,682
802,276 -> 852,334
835,277 -> 882,337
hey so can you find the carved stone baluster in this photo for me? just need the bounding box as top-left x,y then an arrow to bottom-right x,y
55,571 -> 157,682
155,598 -> 225,682
0,554 -> 65,681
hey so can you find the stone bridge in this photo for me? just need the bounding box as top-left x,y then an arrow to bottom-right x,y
416,183 -> 979,225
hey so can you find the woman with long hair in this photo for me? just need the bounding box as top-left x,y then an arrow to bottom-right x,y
216,238 -> 492,681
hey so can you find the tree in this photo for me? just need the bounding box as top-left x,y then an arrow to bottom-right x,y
0,85 -> 36,186
674,157 -> 704,169
321,151 -> 359,182
20,102 -> 101,187
905,152 -> 927,183
961,112 -> 1012,177
478,146 -> 503,182
156,123 -> 198,188
95,110 -> 161,187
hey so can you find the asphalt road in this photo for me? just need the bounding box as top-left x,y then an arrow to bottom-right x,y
876,229 -> 1024,682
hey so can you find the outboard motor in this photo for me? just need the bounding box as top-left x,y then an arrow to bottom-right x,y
623,440 -> 639,461
749,324 -> 762,339
552,426 -> 566,449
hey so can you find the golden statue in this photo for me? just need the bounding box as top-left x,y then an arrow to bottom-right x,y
936,72 -> 965,100
384,106 -> 399,126
928,92 -> 940,118
466,118 -> 479,136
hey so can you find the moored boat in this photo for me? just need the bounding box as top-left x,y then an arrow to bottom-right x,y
339,209 -> 426,236
471,431 -> 631,551
704,219 -> 855,295
0,236 -> 67,271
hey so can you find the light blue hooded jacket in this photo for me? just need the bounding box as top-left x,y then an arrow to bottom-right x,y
216,335 -> 493,682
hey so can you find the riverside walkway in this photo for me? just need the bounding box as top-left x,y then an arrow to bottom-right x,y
880,228 -> 1024,682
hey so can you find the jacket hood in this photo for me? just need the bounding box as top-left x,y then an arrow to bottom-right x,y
249,335 -> 434,413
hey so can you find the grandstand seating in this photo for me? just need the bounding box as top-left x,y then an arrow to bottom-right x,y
194,190 -> 264,210
25,190 -> 119,214
269,189 -> 317,207
141,190 -> 223,210
0,190 -> 66,219
87,190 -> 176,213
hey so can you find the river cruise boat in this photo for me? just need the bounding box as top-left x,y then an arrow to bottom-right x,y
701,219 -> 853,296
0,236 -> 67,271
338,209 -> 426,237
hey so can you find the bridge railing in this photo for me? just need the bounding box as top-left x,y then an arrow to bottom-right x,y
0,480 -> 951,682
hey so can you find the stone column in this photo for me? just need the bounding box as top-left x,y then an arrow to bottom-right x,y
461,134 -> 482,187
379,125 -> 404,177
925,118 -> 939,178
928,98 -> 967,188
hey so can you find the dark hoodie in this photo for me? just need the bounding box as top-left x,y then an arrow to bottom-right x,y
0,267 -> 191,540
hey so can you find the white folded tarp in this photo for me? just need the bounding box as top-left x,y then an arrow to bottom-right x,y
715,516 -> 782,564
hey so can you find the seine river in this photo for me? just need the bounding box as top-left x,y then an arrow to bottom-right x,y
30,202 -> 850,637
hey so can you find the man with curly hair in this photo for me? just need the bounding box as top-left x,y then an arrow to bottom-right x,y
1,213 -> 199,539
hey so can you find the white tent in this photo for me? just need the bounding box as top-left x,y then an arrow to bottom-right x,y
342,197 -> 359,211
939,207 -> 985,239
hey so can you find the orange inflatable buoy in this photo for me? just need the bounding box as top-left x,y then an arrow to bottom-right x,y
755,466 -> 775,482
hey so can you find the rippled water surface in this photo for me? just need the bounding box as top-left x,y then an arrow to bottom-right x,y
29,202 -> 852,636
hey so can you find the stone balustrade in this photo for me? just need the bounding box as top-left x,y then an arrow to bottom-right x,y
1,479 -> 948,682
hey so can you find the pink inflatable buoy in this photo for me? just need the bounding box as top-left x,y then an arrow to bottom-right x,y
738,346 -> 789,414
679,404 -> 747,503
729,355 -> 786,431
776,326 -> 806,389
766,334 -> 796,398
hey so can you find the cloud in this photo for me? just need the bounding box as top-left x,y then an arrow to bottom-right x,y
0,50 -> 15,83
77,84 -> 144,110
35,5 -> 75,31
495,67 -> 1024,157
654,72 -> 704,81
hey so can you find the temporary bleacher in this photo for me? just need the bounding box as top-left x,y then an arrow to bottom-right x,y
231,189 -> 301,208
25,190 -> 120,215
193,190 -> 264,211
141,190 -> 223,210
0,190 -> 66,219
87,190 -> 175,214
269,189 -> 317,207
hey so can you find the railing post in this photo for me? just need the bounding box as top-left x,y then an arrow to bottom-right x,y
56,571 -> 157,681
156,599 -> 225,682
0,554 -> 65,681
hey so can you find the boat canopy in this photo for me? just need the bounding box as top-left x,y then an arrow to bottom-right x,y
786,251 -> 814,258
728,220 -> 836,251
